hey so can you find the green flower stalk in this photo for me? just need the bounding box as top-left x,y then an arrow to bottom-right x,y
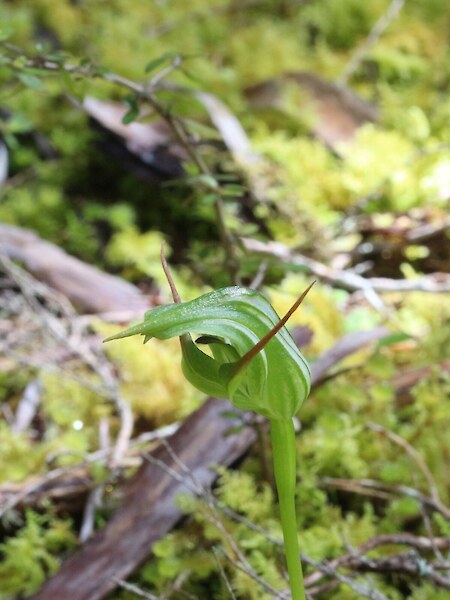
105,260 -> 313,600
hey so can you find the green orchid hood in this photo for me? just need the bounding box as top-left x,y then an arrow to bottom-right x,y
105,286 -> 311,421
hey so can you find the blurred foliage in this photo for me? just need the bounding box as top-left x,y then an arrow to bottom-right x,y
0,0 -> 449,259
0,0 -> 450,598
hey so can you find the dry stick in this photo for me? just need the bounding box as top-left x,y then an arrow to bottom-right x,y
79,485 -> 104,543
354,534 -> 450,557
302,556 -> 389,600
212,547 -> 238,600
338,0 -> 406,86
241,237 -> 450,294
0,465 -> 87,518
305,534 -> 450,590
12,378 -> 42,433
161,571 -> 197,600
320,477 -> 450,520
79,419 -> 110,543
420,503 -> 446,565
345,553 -> 450,590
222,552 -> 289,599
112,578 -> 160,600
249,259 -> 268,289
407,214 -> 450,242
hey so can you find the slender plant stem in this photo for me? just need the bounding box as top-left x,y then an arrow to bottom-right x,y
270,419 -> 305,600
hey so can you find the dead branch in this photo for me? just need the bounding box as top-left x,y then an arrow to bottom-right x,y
320,477 -> 450,520
241,237 -> 450,294
347,552 -> 450,590
305,534 -> 450,589
113,579 -> 160,600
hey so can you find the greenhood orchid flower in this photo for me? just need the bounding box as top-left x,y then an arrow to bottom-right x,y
105,278 -> 314,600
105,286 -> 311,420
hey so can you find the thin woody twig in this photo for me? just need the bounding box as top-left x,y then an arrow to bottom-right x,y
305,534 -> 450,588
320,477 -> 450,520
249,260 -> 268,289
346,552 -> 450,589
241,237 -> 450,294
79,485 -> 104,543
79,419 -> 110,542
302,555 -> 389,600
367,422 -> 441,506
338,0 -> 406,86
162,571 -> 198,600
12,378 -> 42,433
112,578 -> 160,600
212,547 -> 238,600
0,425 -> 178,517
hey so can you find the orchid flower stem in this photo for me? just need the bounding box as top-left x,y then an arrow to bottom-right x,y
106,272 -> 313,598
270,419 -> 305,600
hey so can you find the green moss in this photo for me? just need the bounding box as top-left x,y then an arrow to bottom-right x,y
0,511 -> 77,599
0,183 -> 99,261
99,322 -> 202,424
41,372 -> 111,458
105,227 -> 165,281
228,20 -> 305,85
0,423 -> 47,483
302,0 -> 382,49
254,131 -> 347,216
